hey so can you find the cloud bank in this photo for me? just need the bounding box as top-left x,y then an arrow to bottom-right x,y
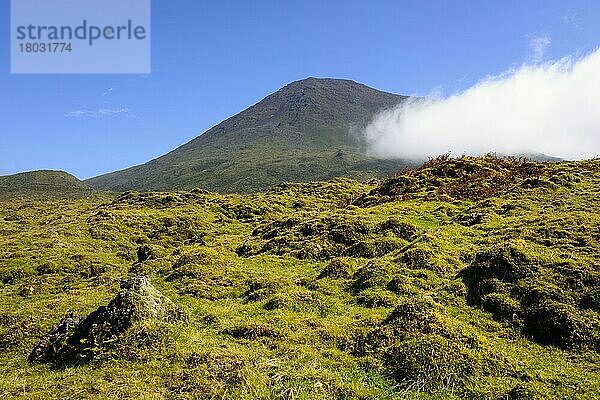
364,48 -> 600,161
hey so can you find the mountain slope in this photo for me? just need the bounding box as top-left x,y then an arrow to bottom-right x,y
86,78 -> 412,193
0,170 -> 93,199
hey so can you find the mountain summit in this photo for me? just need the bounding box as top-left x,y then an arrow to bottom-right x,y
87,78 -> 411,193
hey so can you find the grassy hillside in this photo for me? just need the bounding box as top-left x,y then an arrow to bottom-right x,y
0,170 -> 94,200
1,156 -> 599,399
86,78 -> 414,193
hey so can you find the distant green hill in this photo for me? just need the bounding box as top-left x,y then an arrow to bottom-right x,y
86,78 -> 414,193
0,170 -> 94,199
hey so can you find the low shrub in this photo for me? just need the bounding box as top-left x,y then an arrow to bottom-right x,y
401,245 -> 437,271
318,258 -> 353,279
383,334 -> 478,392
462,242 -> 600,350
380,218 -> 418,240
523,300 -> 600,350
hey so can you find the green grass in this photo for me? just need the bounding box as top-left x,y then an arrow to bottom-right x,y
1,156 -> 599,399
0,170 -> 98,200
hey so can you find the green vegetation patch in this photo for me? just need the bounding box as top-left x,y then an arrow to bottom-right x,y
1,157 -> 599,399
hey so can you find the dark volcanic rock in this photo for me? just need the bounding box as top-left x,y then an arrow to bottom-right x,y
27,313 -> 84,364
136,245 -> 155,262
29,276 -> 183,365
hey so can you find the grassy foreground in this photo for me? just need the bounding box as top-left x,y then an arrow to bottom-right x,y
1,155 -> 599,399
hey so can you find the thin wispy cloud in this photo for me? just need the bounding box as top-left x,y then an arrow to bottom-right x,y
563,10 -> 582,30
65,108 -> 131,118
100,88 -> 114,97
363,48 -> 600,161
528,34 -> 551,63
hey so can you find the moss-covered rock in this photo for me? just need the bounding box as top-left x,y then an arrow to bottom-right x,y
352,259 -> 397,292
237,214 -> 404,260
376,296 -> 449,344
318,258 -> 353,279
355,154 -> 550,205
28,276 -> 185,365
462,243 -> 600,350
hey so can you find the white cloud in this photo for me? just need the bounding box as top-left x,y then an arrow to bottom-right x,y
97,108 -> 130,116
363,48 -> 600,161
528,34 -> 551,63
65,108 -> 131,118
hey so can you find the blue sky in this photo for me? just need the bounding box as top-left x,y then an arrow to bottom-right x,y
1,0 -> 599,179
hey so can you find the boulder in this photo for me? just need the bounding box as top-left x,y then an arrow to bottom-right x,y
29,276 -> 183,365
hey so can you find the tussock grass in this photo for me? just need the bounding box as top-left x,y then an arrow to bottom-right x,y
1,157 -> 599,398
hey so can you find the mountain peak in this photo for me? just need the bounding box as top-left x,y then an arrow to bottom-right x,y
284,76 -> 365,88
277,77 -> 395,101
87,79 -> 411,193
239,77 -> 406,131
